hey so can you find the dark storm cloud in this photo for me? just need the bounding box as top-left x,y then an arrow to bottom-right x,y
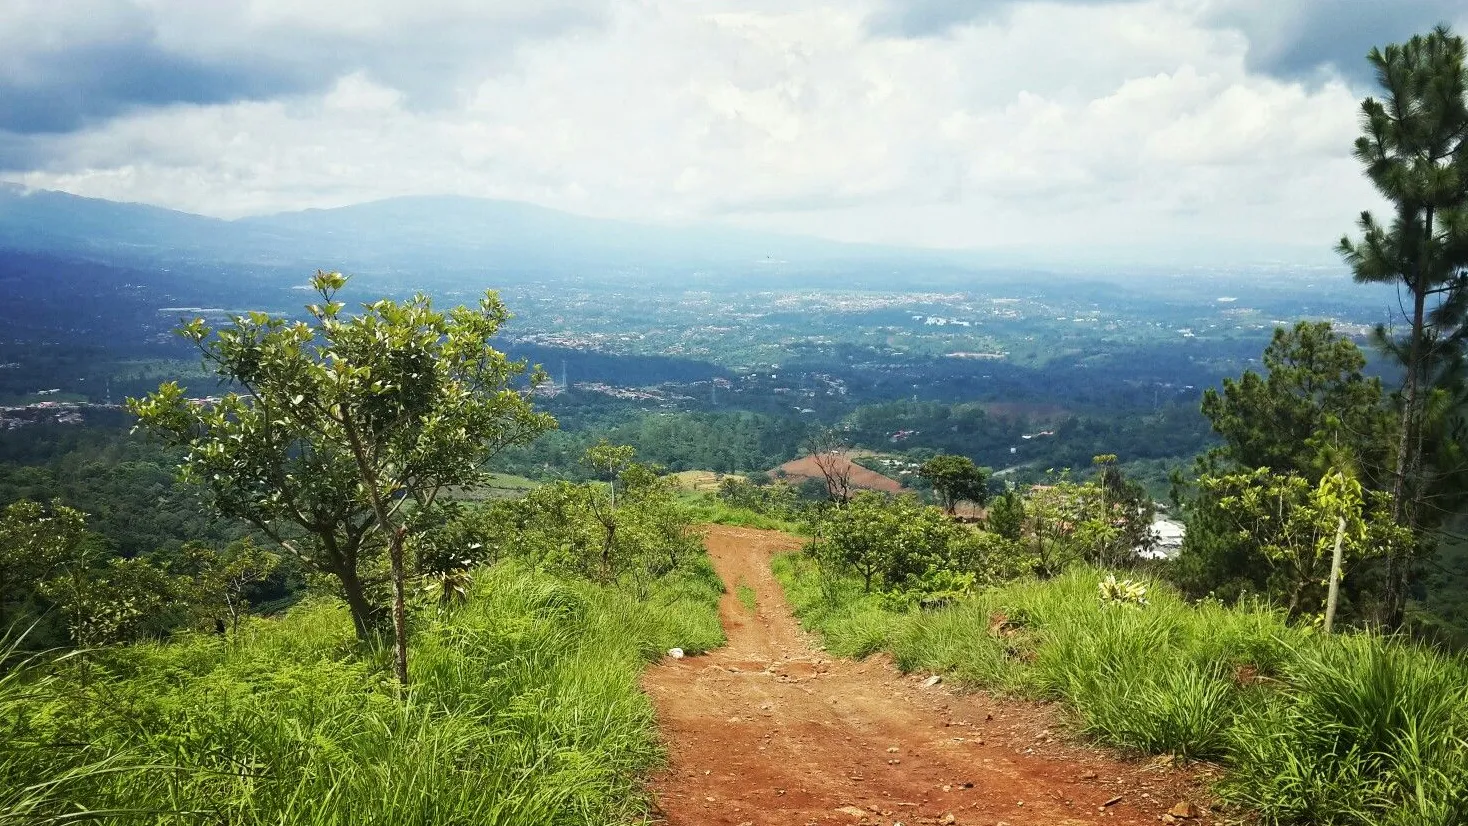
0,1 -> 610,137
0,39 -> 313,135
1207,1 -> 1468,84
866,0 -> 1468,84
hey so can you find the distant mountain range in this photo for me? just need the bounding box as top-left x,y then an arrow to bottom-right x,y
0,184 -> 934,287
0,183 -> 1346,289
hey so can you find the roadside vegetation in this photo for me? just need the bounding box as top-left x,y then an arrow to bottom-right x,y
1,277 -> 721,824
3,558 -> 721,825
775,554 -> 1468,825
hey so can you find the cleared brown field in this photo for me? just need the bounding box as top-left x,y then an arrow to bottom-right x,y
768,453 -> 905,493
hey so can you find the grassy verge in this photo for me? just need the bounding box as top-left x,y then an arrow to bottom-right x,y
2,557 -> 723,825
774,552 -> 1468,826
680,493 -> 808,534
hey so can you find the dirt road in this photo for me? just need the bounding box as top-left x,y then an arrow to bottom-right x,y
643,525 -> 1218,826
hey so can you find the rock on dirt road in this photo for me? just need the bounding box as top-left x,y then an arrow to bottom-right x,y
642,525 -> 1219,826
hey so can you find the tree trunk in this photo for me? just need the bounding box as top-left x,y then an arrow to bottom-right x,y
1386,276 -> 1429,628
337,562 -> 381,642
389,527 -> 409,687
601,521 -> 616,577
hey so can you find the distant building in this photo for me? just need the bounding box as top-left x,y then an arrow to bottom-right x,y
1139,518 -> 1185,560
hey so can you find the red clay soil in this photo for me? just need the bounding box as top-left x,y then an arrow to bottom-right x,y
769,454 -> 905,494
643,525 -> 1226,826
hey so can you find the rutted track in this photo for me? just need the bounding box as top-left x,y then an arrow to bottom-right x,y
643,525 -> 1218,826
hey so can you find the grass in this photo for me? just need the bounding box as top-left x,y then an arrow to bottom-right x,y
774,552 -> 1468,825
1,557 -> 724,825
680,493 -> 809,534
736,582 -> 757,614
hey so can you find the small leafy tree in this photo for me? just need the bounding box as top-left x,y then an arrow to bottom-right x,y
39,557 -> 179,647
0,501 -> 95,638
171,539 -> 281,633
819,492 -> 1016,594
130,271 -> 555,685
1085,455 -> 1156,567
1022,480 -> 1099,578
583,440 -> 637,509
1199,467 -> 1409,623
918,454 -> 989,514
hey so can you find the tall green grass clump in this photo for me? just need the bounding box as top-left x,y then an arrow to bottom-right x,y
0,559 -> 723,825
775,553 -> 1468,825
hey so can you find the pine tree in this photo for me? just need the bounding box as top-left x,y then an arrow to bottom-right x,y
1338,25 -> 1468,625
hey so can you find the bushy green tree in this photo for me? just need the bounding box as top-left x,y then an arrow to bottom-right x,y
1022,480 -> 1099,578
130,271 -> 555,684
1200,322 -> 1392,484
0,500 -> 97,642
168,539 -> 282,633
985,488 -> 1025,542
467,461 -> 700,587
1195,467 -> 1410,624
1180,324 -> 1399,618
918,454 -> 989,514
818,492 -> 1021,593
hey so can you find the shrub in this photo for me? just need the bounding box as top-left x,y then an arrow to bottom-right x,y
774,557 -> 1468,823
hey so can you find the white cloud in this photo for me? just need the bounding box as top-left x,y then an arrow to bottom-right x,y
5,0 -> 1444,261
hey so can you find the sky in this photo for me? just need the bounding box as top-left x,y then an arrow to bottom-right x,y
2,0 -> 1465,262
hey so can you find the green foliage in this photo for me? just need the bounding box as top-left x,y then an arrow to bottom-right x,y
1188,467 -> 1410,624
1200,322 -> 1391,481
813,492 -> 1027,600
1338,25 -> 1468,625
681,494 -> 809,534
130,273 -> 555,645
776,559 -> 1468,823
0,558 -> 724,825
917,454 -> 988,514
0,501 -> 277,647
1180,321 -> 1423,628
985,488 -> 1025,541
0,499 -> 95,639
452,463 -> 703,589
0,425 -> 249,561
1021,471 -> 1151,577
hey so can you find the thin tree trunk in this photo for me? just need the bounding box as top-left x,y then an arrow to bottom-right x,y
1324,516 -> 1346,634
389,526 -> 409,687
341,413 -> 410,686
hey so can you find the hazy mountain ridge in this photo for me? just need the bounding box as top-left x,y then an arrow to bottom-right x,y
0,186 -> 932,284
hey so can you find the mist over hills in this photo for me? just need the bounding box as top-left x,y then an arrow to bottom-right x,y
0,184 -> 946,288
0,184 -> 1349,294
